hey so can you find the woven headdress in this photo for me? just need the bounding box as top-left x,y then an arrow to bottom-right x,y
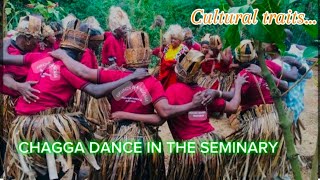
166,24 -> 185,41
209,35 -> 222,50
16,15 -> 42,38
175,50 -> 205,83
235,39 -> 257,63
60,19 -> 90,52
108,6 -> 132,32
125,31 -> 151,67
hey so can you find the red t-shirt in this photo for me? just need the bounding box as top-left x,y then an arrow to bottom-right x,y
2,45 -> 30,97
239,69 -> 274,111
101,32 -> 126,66
53,39 -> 61,50
201,60 -> 214,74
165,83 -> 226,140
98,69 -> 166,114
214,57 -> 233,73
183,42 -> 201,51
81,48 -> 98,69
15,53 -> 89,115
266,60 -> 282,78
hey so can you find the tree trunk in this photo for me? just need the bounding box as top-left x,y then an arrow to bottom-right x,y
226,0 -> 235,7
257,41 -> 302,180
310,137 -> 318,180
3,0 -> 7,37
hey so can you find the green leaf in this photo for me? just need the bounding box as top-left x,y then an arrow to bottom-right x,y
303,46 -> 318,59
224,25 -> 240,49
289,0 -> 298,4
228,5 -> 249,13
5,8 -> 12,15
47,1 -> 55,6
7,2 -> 15,10
302,24 -> 318,39
228,6 -> 241,13
48,8 -> 54,13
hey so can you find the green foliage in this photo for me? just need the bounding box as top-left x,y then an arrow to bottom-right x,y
303,46 -> 319,59
5,0 -> 65,32
5,0 -> 318,48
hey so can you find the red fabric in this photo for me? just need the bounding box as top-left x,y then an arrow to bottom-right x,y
98,69 -> 166,114
158,44 -> 189,90
158,60 -> 177,90
201,60 -> 214,74
214,57 -> 233,73
101,32 -> 126,66
152,46 -> 165,56
53,39 -> 61,50
2,45 -> 30,97
165,83 -> 226,140
183,42 -> 201,51
239,69 -> 273,111
266,60 -> 282,77
81,48 -> 98,69
15,53 -> 89,115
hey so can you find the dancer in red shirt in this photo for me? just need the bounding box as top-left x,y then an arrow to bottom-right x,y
101,6 -> 132,67
1,15 -> 43,144
182,27 -> 201,51
165,49 -> 247,180
197,35 -> 236,91
225,40 -> 291,179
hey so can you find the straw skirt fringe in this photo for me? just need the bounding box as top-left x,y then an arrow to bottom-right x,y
167,131 -> 225,180
68,90 -> 115,140
90,122 -> 165,180
224,104 -> 291,179
196,70 -> 235,91
1,95 -> 17,141
4,108 -> 99,180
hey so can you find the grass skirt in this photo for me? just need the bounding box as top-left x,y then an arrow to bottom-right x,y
196,70 -> 235,91
68,90 -> 115,140
1,95 -> 17,141
89,122 -> 165,180
167,131 -> 225,180
225,104 -> 291,179
4,108 -> 99,180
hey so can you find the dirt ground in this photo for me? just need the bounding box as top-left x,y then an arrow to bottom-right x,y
159,66 -> 319,179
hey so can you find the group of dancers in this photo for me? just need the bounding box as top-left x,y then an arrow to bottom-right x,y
1,5 -> 313,180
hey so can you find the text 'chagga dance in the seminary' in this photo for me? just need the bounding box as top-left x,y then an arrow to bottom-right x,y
1,0 -> 318,179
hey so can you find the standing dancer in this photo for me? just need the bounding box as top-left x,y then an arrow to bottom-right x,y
183,27 -> 201,51
101,6 -> 132,67
165,49 -> 247,180
225,40 -> 292,179
2,15 -> 43,140
158,24 -> 189,89
197,35 -> 235,92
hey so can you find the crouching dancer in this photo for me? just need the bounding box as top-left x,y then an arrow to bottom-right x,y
2,19 -> 148,180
